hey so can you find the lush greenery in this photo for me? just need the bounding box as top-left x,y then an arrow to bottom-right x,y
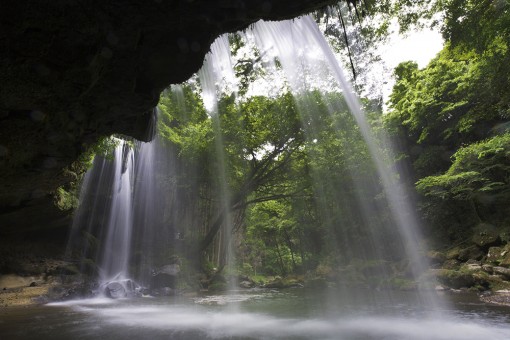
157,87 -> 408,282
383,0 -> 510,248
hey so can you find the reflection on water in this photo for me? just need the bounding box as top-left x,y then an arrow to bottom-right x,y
1,289 -> 510,340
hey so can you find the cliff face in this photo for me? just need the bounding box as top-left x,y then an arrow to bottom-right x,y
0,0 -> 339,233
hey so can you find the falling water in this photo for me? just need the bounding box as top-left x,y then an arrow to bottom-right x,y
245,16 -> 441,308
98,142 -> 135,282
198,35 -> 239,292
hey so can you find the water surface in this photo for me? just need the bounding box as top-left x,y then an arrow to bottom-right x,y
1,289 -> 510,339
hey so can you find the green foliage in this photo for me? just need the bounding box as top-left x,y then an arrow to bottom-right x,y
54,186 -> 79,211
158,86 -> 212,160
417,133 -> 510,200
53,136 -> 120,212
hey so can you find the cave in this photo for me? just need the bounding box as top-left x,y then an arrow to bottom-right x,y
0,0 -> 341,237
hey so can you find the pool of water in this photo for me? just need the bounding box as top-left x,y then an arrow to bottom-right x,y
1,288 -> 510,339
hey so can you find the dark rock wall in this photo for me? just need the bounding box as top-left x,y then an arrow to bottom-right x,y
0,1 -> 339,233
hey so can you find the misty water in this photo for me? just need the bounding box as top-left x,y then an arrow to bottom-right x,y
1,289 -> 510,339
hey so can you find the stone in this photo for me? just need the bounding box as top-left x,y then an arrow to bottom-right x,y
426,251 -> 446,266
482,264 -> 494,274
104,281 -> 126,299
153,264 -> 180,276
472,223 -> 501,249
435,269 -> 475,289
239,280 -> 254,288
464,263 -> 482,271
102,279 -> 139,299
486,245 -> 510,266
493,266 -> 510,279
442,259 -> 461,270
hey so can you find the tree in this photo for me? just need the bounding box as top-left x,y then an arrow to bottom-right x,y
416,133 -> 510,221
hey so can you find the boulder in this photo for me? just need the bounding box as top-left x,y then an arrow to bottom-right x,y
426,251 -> 446,266
104,281 -> 126,299
153,264 -> 180,276
435,269 -> 475,289
239,280 -> 254,289
464,263 -> 482,271
482,264 -> 494,274
472,223 -> 501,249
486,245 -> 510,266
446,246 -> 483,262
493,267 -> 510,280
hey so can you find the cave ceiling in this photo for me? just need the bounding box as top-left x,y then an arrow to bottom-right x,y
0,0 -> 342,229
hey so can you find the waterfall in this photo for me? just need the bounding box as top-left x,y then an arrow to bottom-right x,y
98,141 -> 135,282
69,15 -> 440,307
197,35 -> 239,294
246,15 -> 442,308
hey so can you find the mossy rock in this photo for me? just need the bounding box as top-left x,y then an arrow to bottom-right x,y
208,281 -> 228,292
264,277 -> 303,289
442,259 -> 461,270
426,251 -> 446,266
446,246 -> 483,262
436,269 -> 475,289
472,223 -> 501,249
485,245 -> 510,267
499,228 -> 510,243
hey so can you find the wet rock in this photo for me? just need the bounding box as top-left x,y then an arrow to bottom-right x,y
426,251 -> 446,266
446,246 -> 483,262
239,280 -> 254,288
153,264 -> 180,276
442,259 -> 461,270
482,264 -> 494,274
487,247 -> 504,263
436,269 -> 475,289
464,263 -> 482,271
472,223 -> 501,249
461,246 -> 484,261
493,266 -> 510,279
104,282 -> 126,299
486,245 -> 510,266
48,280 -> 95,301
480,292 -> 510,306
102,279 -> 139,299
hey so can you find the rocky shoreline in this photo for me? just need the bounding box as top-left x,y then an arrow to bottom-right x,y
3,272 -> 510,309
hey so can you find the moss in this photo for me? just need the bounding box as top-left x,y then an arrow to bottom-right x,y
208,281 -> 227,292
382,277 -> 418,290
436,269 -> 475,289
